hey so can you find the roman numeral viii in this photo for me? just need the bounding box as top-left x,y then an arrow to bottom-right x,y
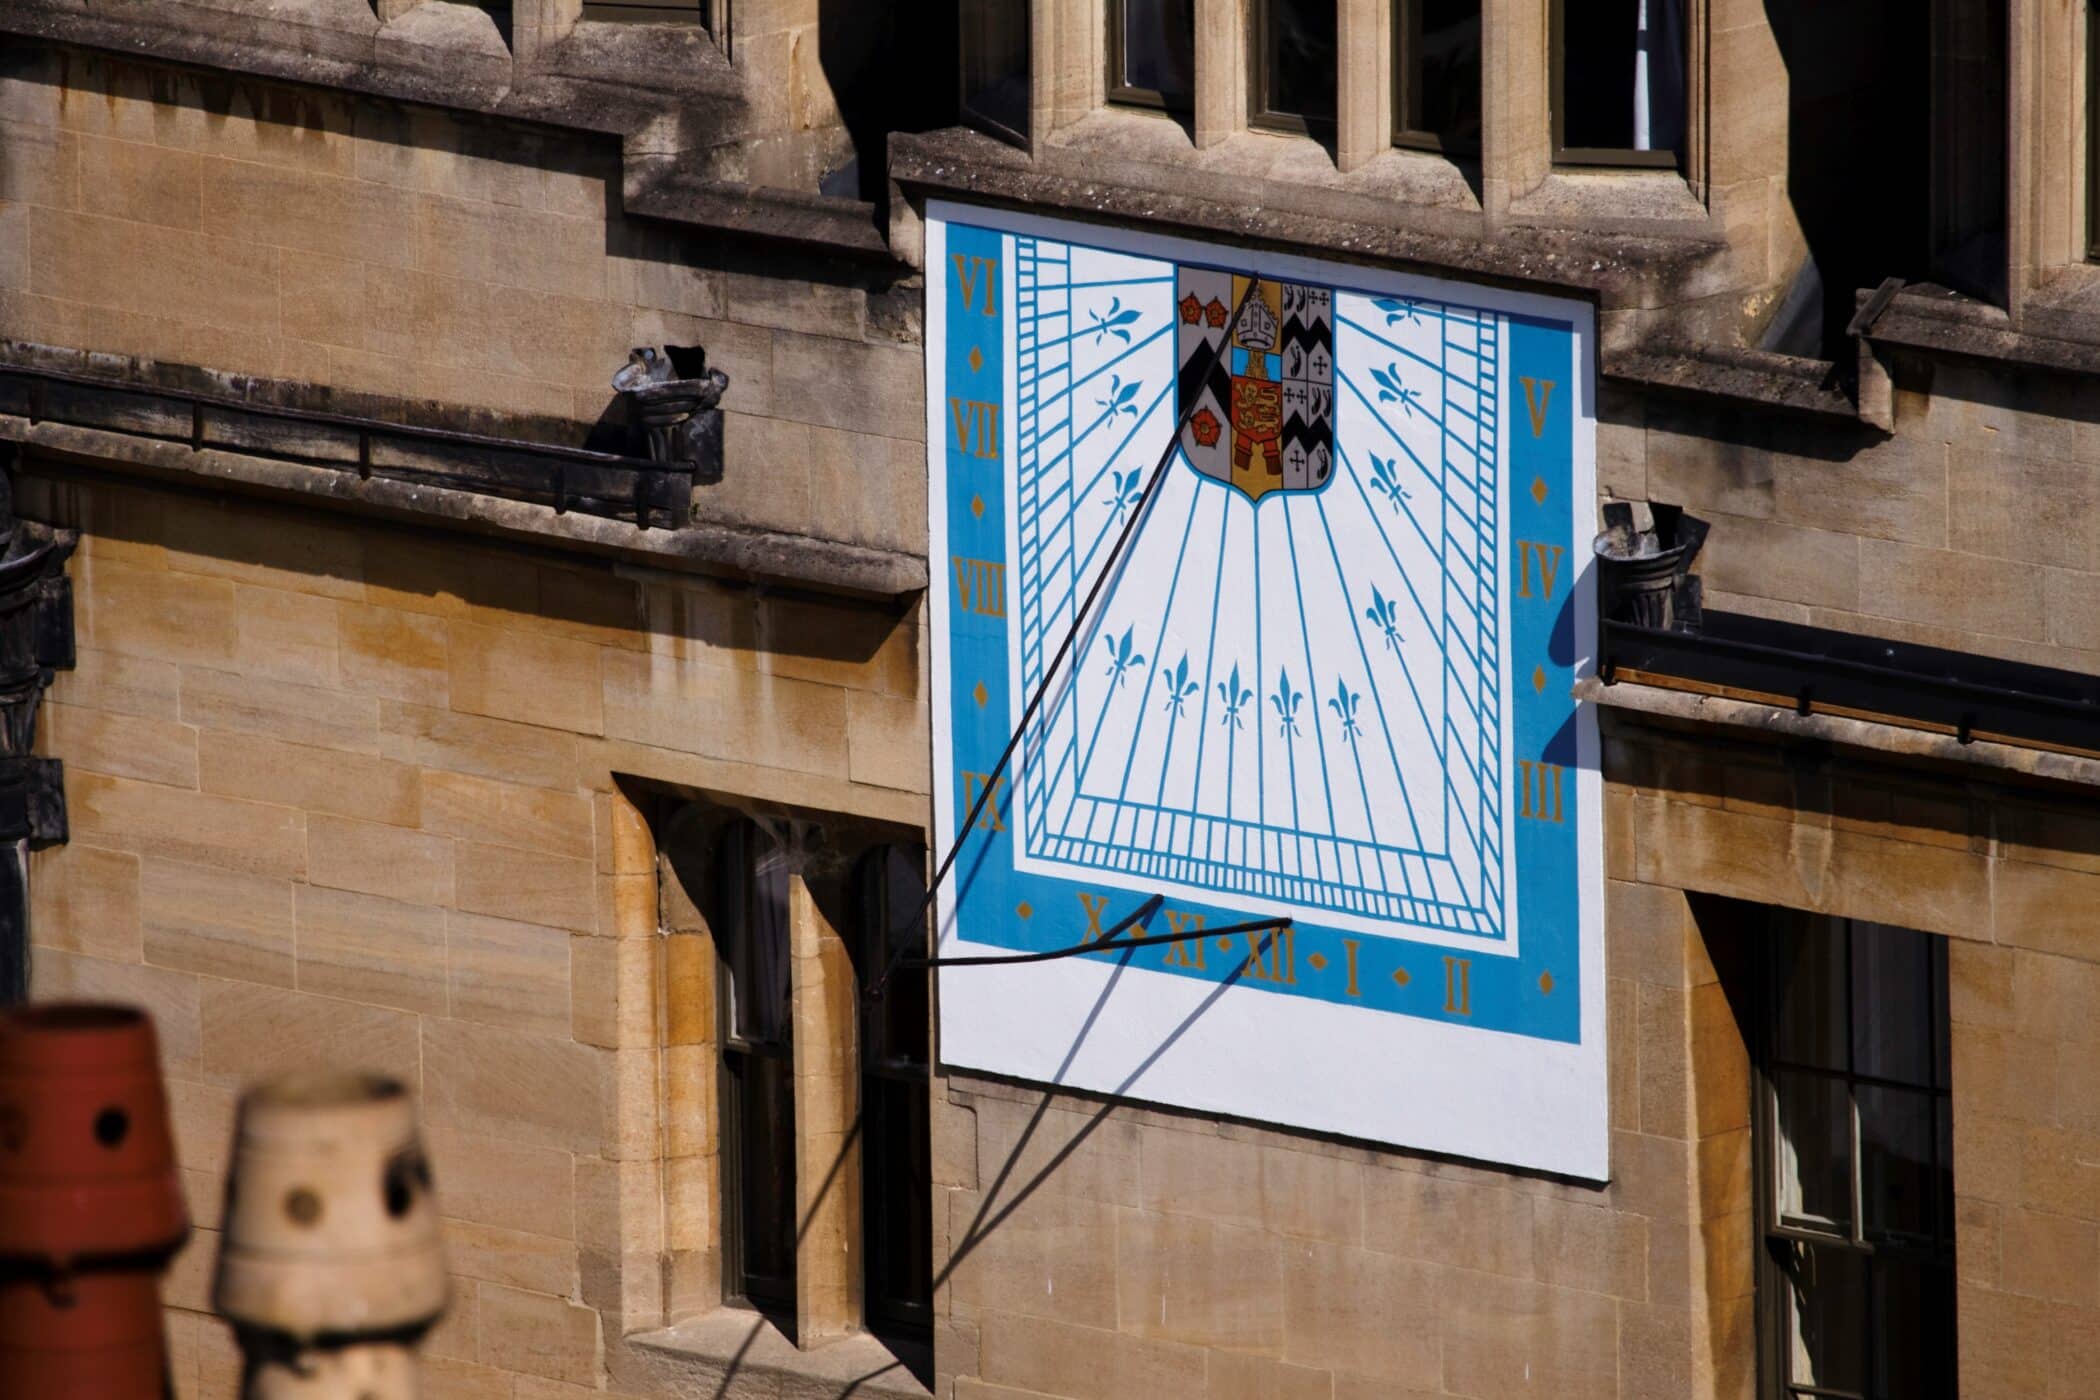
951,556 -> 1006,617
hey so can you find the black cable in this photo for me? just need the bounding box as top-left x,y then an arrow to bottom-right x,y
901,915 -> 1293,971
869,274 -> 1268,1002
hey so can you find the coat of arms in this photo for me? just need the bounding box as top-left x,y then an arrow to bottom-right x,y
1176,268 -> 1334,501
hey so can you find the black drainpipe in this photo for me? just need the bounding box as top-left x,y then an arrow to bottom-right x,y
0,446 -> 77,1003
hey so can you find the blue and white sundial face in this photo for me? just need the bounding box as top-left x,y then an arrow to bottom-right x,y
926,203 -> 1605,1177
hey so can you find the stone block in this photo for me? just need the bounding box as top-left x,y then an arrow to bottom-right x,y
2044,568 -> 2100,654
200,977 -> 419,1090
279,250 -> 368,351
1437,1272 -> 1618,1400
477,1282 -> 601,1386
1279,1238 -> 1439,1379
41,701 -> 197,788
847,690 -> 930,792
1113,1208 -> 1285,1352
456,842 -> 596,934
424,770 -> 595,859
446,1218 -> 581,1299
711,413 -> 816,535
306,813 -> 455,906
29,206 -> 281,335
1363,1168 -> 1533,1279
1605,880 -> 1688,988
295,884 -> 447,1015
806,425 -> 929,555
1605,1130 -> 1693,1223
946,1188 -> 1120,1329
233,585 -> 340,688
2000,1207 -> 2100,1307
600,649 -> 849,778
770,329 -> 925,442
1138,1121 -> 1261,1227
1695,510 -> 1860,611
979,1311 -> 1207,1397
379,700 -> 579,791
31,949 -> 201,1077
2019,1124 -> 2100,1221
448,621 -> 605,735
977,1097 -> 1140,1210
662,933 -> 715,1046
141,857 -> 295,988
29,843 -> 141,962
179,666 -> 380,755
1958,1285 -> 2054,1396
725,271 -> 867,341
1953,1025 -> 2061,1127
1532,1197 -> 1646,1301
1205,1351 -> 1333,1400
339,602 -> 450,705
1998,859 -> 2100,964
158,495 -> 365,601
1947,448 -> 2100,572
48,648 -> 181,720
71,770 -> 307,880
200,155 -> 415,269
1617,1299 -> 1695,1399
596,788 -> 655,876
1771,437 -> 1948,548
425,1125 -> 576,1241
198,732 -> 422,828
75,558 -> 236,669
1637,982 -> 1690,1139
448,910 -> 573,1038
423,1016 -> 610,1154
1858,538 -> 2049,643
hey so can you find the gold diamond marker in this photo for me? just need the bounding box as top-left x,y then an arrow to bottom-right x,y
1017,902 -> 1033,919
969,346 -> 984,373
972,681 -> 988,707
1531,476 -> 1549,504
1392,967 -> 1411,988
1216,936 -> 1234,953
1539,971 -> 1555,994
1307,952 -> 1328,972
971,495 -> 985,519
1533,665 -> 1547,694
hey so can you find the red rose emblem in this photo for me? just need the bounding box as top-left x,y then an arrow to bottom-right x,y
1205,298 -> 1229,328
1190,407 -> 1222,447
1179,294 -> 1203,325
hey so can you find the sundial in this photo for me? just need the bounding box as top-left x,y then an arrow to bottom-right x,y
926,204 -> 1604,1177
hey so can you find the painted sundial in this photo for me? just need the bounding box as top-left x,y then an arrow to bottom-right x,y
927,204 -> 1605,1177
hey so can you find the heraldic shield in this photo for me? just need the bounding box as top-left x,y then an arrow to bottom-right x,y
1176,268 -> 1335,502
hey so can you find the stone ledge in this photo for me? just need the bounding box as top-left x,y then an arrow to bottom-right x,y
1579,676 -> 2100,792
621,1309 -> 932,1399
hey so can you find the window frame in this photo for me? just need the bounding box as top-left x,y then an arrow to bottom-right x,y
1106,0 -> 1195,113
1249,0 -> 1338,139
1391,0 -> 1482,157
1548,0 -> 1684,170
1751,916 -> 1956,1400
713,819 -> 799,1320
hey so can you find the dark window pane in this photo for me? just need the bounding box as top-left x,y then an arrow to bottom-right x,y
1398,0 -> 1482,153
865,846 -> 930,1073
719,823 -> 792,1047
961,0 -> 1031,140
1775,1070 -> 1852,1232
1261,0 -> 1337,126
1873,1255 -> 1957,1400
1558,0 -> 1685,156
729,1050 -> 798,1306
1118,0 -> 1195,108
1851,922 -> 1935,1086
1858,1084 -> 1937,1246
1774,918 -> 1848,1072
1782,1240 -> 1869,1396
863,1073 -> 933,1333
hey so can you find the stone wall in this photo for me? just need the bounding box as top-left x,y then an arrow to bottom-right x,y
1598,356 -> 2100,676
0,43 -> 926,557
19,465 -> 928,1398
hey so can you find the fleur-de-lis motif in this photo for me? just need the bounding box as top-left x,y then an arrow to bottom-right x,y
1101,626 -> 1146,687
1373,296 -> 1423,327
1269,667 -> 1303,738
1370,363 -> 1424,418
1327,679 -> 1363,742
1087,296 -> 1142,344
1217,664 -> 1253,730
1367,455 -> 1411,513
1105,467 -> 1145,522
1364,588 -> 1404,654
1096,373 -> 1143,421
1158,654 -> 1199,717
